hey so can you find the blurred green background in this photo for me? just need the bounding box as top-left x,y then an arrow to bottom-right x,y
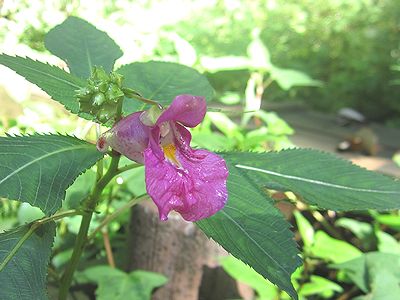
1,1 -> 400,299
1,0 -> 400,123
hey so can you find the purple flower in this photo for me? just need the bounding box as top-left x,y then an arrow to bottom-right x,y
97,95 -> 228,221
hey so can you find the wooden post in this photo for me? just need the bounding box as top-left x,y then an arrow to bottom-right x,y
127,200 -> 210,300
126,200 -> 252,300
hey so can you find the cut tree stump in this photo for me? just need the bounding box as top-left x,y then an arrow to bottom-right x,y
126,200 -> 250,300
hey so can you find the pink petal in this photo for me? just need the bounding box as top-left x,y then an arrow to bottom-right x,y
147,123 -> 192,160
97,112 -> 150,163
144,146 -> 228,221
156,94 -> 206,128
174,124 -> 192,150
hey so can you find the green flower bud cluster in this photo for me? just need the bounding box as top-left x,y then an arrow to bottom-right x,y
76,66 -> 125,123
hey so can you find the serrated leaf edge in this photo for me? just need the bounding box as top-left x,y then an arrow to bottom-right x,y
0,134 -> 103,215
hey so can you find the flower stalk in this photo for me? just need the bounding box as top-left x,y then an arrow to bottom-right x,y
58,153 -> 121,300
122,87 -> 161,106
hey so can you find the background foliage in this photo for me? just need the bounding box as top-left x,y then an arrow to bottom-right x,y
2,0 -> 400,122
1,1 -> 400,300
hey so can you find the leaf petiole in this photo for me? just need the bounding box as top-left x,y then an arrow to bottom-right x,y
115,163 -> 142,175
88,194 -> 148,240
0,209 -> 82,273
123,87 -> 161,106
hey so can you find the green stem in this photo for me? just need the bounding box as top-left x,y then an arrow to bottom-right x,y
0,210 -> 80,272
115,163 -> 142,175
263,76 -> 273,90
115,97 -> 124,122
58,154 -> 121,300
48,266 -> 61,283
96,158 -> 104,182
311,210 -> 342,240
88,195 -> 147,240
58,212 -> 92,300
130,94 -> 160,106
123,88 -> 160,106
0,227 -> 37,272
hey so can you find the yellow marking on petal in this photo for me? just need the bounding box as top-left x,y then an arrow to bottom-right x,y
163,144 -> 180,166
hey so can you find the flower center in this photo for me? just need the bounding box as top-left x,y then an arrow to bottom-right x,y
162,143 -> 180,166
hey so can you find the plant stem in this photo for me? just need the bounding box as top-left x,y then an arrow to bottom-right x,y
58,153 -> 121,300
102,230 -> 115,268
263,76 -> 273,90
58,212 -> 93,300
115,163 -> 142,175
337,286 -> 359,300
311,210 -> 342,240
0,224 -> 38,272
122,86 -> 161,106
0,210 -> 81,272
88,195 -> 147,240
96,157 -> 104,182
48,266 -> 61,283
44,210 -> 82,223
129,94 -> 160,106
115,97 -> 124,122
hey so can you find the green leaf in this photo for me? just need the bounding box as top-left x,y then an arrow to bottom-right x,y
207,112 -> 241,138
117,61 -> 215,114
197,163 -> 301,300
335,218 -> 373,241
247,37 -> 271,70
168,33 -> 197,66
0,54 -> 85,114
0,222 -> 56,300
393,153 -> 400,167
200,55 -> 251,72
331,255 -> 369,293
293,211 -> 314,250
310,231 -> 362,263
45,16 -> 123,79
80,265 -> 167,300
119,166 -> 146,197
17,203 -> 45,225
372,212 -> 400,231
0,134 -> 104,215
254,110 -> 294,136
270,66 -> 323,90
227,149 -> 400,211
299,275 -> 343,298
331,252 -> 400,299
64,169 -> 97,209
221,255 -> 278,300
376,231 -> 400,255
192,131 -> 236,151
336,218 -> 375,249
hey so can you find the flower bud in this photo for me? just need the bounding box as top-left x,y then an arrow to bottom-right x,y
76,66 -> 125,124
93,93 -> 106,106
